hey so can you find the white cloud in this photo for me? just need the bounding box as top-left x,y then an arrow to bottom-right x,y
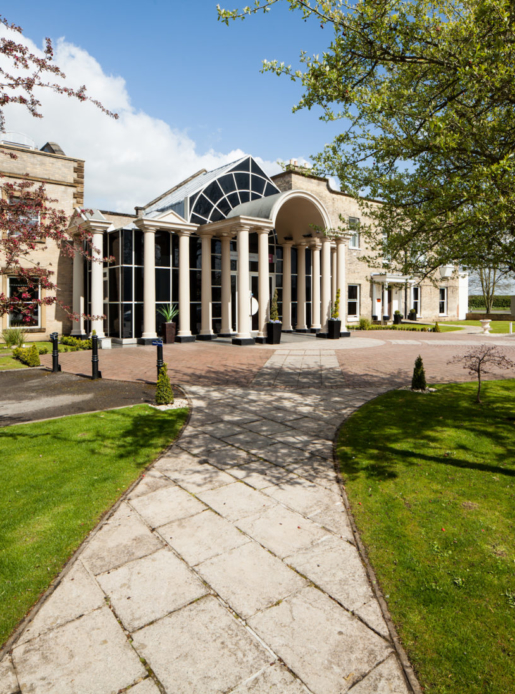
2,31 -> 281,212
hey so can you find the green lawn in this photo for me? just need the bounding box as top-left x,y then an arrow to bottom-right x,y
447,320 -> 513,333
0,355 -> 27,370
0,404 -> 188,646
337,380 -> 515,694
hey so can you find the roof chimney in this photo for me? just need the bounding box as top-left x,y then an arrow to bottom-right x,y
135,206 -> 145,218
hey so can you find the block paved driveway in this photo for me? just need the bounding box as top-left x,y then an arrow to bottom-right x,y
4,332 -> 514,693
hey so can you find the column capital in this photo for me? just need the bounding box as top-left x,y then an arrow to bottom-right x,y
309,238 -> 322,251
335,233 -> 352,245
197,228 -> 215,239
217,230 -> 235,239
176,229 -> 193,238
254,226 -> 270,236
295,240 -> 308,248
321,234 -> 333,244
231,223 -> 251,234
282,238 -> 294,247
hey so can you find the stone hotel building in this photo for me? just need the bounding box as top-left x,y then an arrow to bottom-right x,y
1,135 -> 468,343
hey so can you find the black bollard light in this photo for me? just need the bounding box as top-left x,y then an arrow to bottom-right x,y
154,339 -> 164,381
50,332 -> 61,373
91,334 -> 102,380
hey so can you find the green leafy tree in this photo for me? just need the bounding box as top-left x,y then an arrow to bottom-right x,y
411,355 -> 427,390
218,0 -> 515,276
155,363 -> 173,405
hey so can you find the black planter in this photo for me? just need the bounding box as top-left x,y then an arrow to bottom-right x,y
409,312 -> 417,321
327,319 -> 341,339
163,322 -> 177,344
383,314 -> 390,321
266,322 -> 282,344
393,314 -> 402,325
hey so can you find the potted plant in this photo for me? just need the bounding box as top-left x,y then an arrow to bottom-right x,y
158,304 -> 179,344
393,309 -> 402,325
328,289 -> 342,339
408,308 -> 417,321
266,289 -> 282,344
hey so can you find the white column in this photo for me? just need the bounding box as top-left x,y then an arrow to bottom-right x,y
257,228 -> 270,338
331,247 -> 337,304
282,241 -> 292,331
71,239 -> 85,336
199,230 -> 214,338
142,228 -> 157,340
296,242 -> 307,331
233,225 -> 254,344
177,231 -> 193,340
90,229 -> 105,338
220,233 -> 233,336
321,236 -> 332,333
336,237 -> 347,330
310,240 -> 321,331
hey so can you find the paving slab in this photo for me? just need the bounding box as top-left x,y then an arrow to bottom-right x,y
132,596 -> 271,694
228,459 -> 298,489
197,482 -> 276,521
127,679 -> 162,694
17,561 -> 105,646
249,587 -> 392,694
236,505 -> 330,558
129,484 -> 205,528
128,470 -> 173,499
0,656 -> 19,694
232,663 -> 309,693
159,510 -> 250,565
13,606 -> 146,694
196,542 -> 307,619
161,461 -> 235,493
200,444 -> 257,469
81,503 -> 163,575
348,654 -> 410,693
97,548 -> 208,631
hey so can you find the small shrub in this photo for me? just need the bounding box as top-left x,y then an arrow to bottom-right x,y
270,288 -> 280,322
331,289 -> 341,320
155,363 -> 173,405
38,346 -> 49,355
13,344 -> 41,367
359,317 -> 372,330
434,322 -> 441,333
60,336 -> 91,350
411,355 -> 427,390
2,327 -> 26,349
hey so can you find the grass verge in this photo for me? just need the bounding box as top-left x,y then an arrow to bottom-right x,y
448,320 -> 513,333
0,404 -> 188,646
337,380 -> 515,694
0,355 -> 27,370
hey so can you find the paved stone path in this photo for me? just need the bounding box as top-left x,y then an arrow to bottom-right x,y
1,381 -> 412,694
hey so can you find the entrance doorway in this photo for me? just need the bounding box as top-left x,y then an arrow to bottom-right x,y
230,272 -> 276,334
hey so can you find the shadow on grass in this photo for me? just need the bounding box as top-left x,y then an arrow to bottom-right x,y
338,380 -> 515,482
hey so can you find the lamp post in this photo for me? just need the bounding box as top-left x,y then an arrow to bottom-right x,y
153,339 -> 164,381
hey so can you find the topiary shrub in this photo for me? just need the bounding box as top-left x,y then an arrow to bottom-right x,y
433,322 -> 441,333
13,344 -> 41,366
155,363 -> 173,405
38,346 -> 49,355
411,355 -> 427,390
359,317 -> 372,330
270,288 -> 280,322
331,289 -> 341,319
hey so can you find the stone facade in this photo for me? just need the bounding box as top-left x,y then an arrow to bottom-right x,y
272,169 -> 464,323
0,142 -> 84,339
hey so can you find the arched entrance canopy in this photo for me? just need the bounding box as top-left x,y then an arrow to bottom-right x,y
226,190 -> 331,243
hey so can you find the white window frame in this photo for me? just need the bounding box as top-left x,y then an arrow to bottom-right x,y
347,284 -> 360,321
348,217 -> 360,249
412,286 -> 421,316
7,277 -> 41,328
439,287 -> 448,316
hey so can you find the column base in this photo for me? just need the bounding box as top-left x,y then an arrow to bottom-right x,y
310,327 -> 321,333
232,337 -> 255,346
282,329 -> 293,333
255,336 -> 267,344
218,332 -> 234,338
196,334 -> 216,341
176,335 -> 196,343
137,337 -> 158,345
340,331 -> 351,338
295,328 -> 308,333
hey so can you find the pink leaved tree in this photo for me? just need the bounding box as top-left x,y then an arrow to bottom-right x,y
0,15 -> 117,326
448,345 -> 515,404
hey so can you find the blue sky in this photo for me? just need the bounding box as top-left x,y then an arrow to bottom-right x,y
12,0 -> 340,168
